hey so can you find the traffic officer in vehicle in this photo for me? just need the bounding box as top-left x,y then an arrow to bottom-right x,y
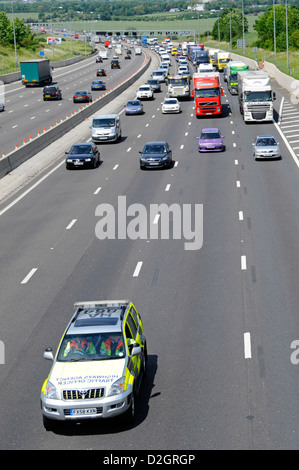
100,334 -> 124,357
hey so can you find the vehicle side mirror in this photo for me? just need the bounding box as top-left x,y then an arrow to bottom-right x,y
43,348 -> 54,361
130,344 -> 142,357
273,92 -> 276,101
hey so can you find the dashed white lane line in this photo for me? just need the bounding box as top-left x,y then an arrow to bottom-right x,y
113,164 -> 119,170
133,261 -> 143,277
165,184 -> 171,191
244,332 -> 252,359
94,187 -> 102,195
127,147 -> 131,152
236,181 -> 241,188
153,214 -> 160,224
66,219 -> 77,230
239,211 -> 244,221
241,255 -> 247,270
21,268 -> 38,284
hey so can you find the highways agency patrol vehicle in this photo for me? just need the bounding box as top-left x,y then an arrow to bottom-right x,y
41,300 -> 147,430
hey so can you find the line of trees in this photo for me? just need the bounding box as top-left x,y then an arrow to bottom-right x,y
0,11 -> 39,50
210,9 -> 248,46
253,5 -> 299,51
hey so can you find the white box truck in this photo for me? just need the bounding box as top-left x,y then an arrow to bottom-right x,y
237,70 -> 276,122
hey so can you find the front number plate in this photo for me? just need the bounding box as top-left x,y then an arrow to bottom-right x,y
70,408 -> 97,416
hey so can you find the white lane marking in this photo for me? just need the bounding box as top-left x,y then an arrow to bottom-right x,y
0,160 -> 65,217
174,161 -> 178,167
127,147 -> 131,152
21,268 -> 38,284
133,261 -> 143,277
236,181 -> 241,187
153,214 -> 160,224
113,164 -> 119,170
241,255 -> 247,270
94,187 -> 102,195
235,160 -> 239,165
180,145 -> 184,149
244,332 -> 252,359
165,184 -> 171,191
66,219 -> 77,230
239,211 -> 244,221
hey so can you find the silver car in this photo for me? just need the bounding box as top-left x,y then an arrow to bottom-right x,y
253,136 -> 281,160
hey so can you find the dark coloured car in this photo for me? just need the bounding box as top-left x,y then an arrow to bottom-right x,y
73,90 -> 92,103
65,142 -> 100,169
43,85 -> 62,101
91,80 -> 106,91
197,128 -> 224,152
147,79 -> 161,93
125,99 -> 144,115
125,53 -> 131,59
96,56 -> 103,63
111,59 -> 120,69
96,68 -> 106,76
139,141 -> 172,170
252,135 -> 281,160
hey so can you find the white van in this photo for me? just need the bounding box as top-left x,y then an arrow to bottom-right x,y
152,70 -> 166,83
91,114 -> 122,143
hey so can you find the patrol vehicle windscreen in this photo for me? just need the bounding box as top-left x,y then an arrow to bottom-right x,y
57,333 -> 125,361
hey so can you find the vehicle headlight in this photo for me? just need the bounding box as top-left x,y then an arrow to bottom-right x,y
108,376 -> 125,396
45,381 -> 59,400
85,158 -> 91,161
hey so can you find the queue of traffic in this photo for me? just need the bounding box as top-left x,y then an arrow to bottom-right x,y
40,37 -> 281,430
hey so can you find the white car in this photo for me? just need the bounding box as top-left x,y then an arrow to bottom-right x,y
178,66 -> 189,75
161,98 -> 181,114
137,85 -> 154,100
178,58 -> 188,66
159,64 -> 169,74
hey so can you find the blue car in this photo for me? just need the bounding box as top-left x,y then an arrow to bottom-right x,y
91,80 -> 106,91
125,99 -> 144,115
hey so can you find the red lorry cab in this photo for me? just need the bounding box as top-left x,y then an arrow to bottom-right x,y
191,72 -> 223,117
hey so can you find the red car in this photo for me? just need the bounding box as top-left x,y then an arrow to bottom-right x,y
96,68 -> 106,76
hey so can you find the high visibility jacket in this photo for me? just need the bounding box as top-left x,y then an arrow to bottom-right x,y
100,338 -> 124,356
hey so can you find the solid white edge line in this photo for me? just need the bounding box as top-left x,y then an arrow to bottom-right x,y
0,160 -> 65,217
274,119 -> 299,169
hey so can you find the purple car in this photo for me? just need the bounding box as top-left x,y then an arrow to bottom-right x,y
197,128 -> 224,152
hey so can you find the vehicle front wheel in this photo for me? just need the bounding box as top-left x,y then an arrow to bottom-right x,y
123,392 -> 135,425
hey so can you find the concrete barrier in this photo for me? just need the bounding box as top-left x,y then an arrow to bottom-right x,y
0,52 -> 152,179
230,51 -> 299,102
